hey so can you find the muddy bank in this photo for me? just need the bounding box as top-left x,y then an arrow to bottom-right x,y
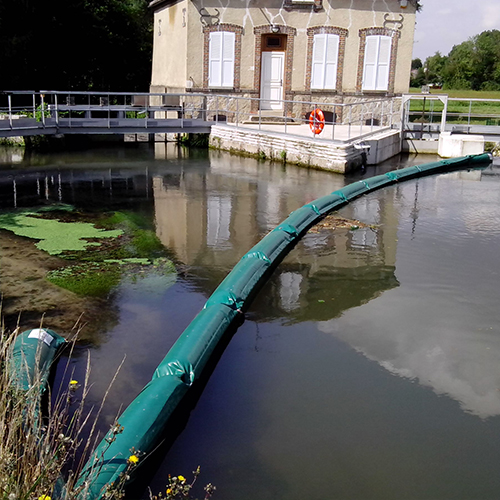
0,229 -> 118,342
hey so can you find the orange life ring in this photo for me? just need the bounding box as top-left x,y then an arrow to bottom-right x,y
309,108 -> 325,135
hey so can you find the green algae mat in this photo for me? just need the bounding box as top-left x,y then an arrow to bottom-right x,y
0,206 -> 176,298
0,209 -> 123,254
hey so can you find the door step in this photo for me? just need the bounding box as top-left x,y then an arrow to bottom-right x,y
243,114 -> 301,125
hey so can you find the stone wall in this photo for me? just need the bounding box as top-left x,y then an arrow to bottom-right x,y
209,124 -> 364,173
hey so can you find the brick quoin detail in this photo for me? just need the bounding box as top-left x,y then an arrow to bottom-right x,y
356,27 -> 400,94
252,25 -> 297,113
305,26 -> 349,92
203,24 -> 244,91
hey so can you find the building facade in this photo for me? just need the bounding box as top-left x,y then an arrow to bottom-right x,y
149,0 -> 417,117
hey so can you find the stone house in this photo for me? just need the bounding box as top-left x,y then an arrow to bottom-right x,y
149,0 -> 418,120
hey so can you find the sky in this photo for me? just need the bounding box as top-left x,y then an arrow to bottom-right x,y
412,0 -> 500,61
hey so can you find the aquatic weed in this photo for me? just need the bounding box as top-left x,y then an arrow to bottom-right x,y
0,212 -> 122,255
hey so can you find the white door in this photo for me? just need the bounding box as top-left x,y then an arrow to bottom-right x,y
260,52 -> 284,110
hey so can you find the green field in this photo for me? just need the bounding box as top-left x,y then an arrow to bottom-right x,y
408,88 -> 500,124
409,88 -> 500,99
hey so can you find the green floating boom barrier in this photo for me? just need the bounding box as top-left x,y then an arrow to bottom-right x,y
8,328 -> 66,434
9,328 -> 66,393
76,153 -> 492,499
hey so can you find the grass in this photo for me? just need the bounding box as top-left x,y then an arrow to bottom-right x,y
409,88 -> 500,99
46,262 -> 122,297
0,320 -> 124,500
46,258 -> 176,298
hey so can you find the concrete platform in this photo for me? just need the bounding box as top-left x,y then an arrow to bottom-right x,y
210,123 -> 401,174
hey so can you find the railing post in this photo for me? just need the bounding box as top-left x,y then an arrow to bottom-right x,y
8,95 -> 12,129
55,93 -> 59,127
145,93 -> 148,129
348,105 -> 352,140
108,93 -> 111,129
441,96 -> 448,133
390,98 -> 394,129
468,100 -> 472,126
331,105 -> 336,141
202,95 -> 207,121
216,96 -> 219,123
313,101 -> 317,140
236,97 -> 239,128
181,93 -> 184,128
32,93 -> 36,120
284,98 -> 287,136
360,103 -> 364,136
258,99 -> 261,130
41,93 -> 46,128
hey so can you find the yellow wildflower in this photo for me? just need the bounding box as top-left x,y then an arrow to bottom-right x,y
39,496 -> 51,500
166,488 -> 172,495
178,475 -> 186,483
128,454 -> 139,464
69,380 -> 78,385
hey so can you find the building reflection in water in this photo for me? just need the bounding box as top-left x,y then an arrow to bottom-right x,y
152,147 -> 400,323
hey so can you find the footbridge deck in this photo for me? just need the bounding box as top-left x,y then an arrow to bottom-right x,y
0,91 -> 215,137
0,116 -> 212,137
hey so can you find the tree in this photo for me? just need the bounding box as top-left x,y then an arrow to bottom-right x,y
441,30 -> 500,90
473,30 -> 500,90
411,58 -> 423,70
0,0 -> 153,92
424,52 -> 447,86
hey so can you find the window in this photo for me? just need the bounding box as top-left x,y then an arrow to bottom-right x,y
311,33 -> 339,90
203,24 -> 242,91
208,31 -> 235,88
362,35 -> 391,91
266,36 -> 283,49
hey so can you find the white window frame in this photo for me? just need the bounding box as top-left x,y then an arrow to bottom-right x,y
311,33 -> 339,90
362,35 -> 391,91
208,31 -> 235,88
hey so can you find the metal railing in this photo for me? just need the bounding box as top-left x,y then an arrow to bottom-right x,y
0,90 -> 400,143
206,93 -> 399,142
402,93 -> 500,138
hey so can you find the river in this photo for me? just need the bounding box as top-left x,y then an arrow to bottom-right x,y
1,143 -> 500,499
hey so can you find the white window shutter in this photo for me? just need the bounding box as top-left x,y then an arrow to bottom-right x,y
324,34 -> 339,89
311,34 -> 326,89
221,32 -> 235,88
363,35 -> 378,90
209,32 -> 222,87
363,35 -> 392,91
376,36 -> 391,90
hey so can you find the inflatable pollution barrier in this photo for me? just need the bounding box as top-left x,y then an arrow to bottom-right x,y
9,328 -> 66,393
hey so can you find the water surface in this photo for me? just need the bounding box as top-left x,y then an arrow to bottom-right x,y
1,144 -> 500,499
